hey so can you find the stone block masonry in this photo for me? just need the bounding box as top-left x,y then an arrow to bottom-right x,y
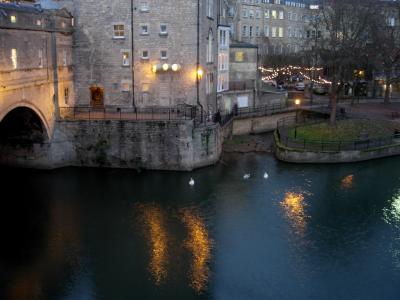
0,119 -> 223,171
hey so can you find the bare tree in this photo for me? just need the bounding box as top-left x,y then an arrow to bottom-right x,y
368,1 -> 400,104
316,0 -> 376,125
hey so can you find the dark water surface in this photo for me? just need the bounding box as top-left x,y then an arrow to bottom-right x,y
1,154 -> 400,300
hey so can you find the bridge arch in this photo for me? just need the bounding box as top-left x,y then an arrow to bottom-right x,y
0,105 -> 50,145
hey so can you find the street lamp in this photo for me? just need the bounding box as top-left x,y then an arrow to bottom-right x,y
295,99 -> 301,138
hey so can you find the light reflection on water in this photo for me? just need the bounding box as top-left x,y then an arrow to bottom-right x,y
138,204 -> 168,285
341,174 -> 354,189
280,192 -> 308,235
181,209 -> 212,294
383,192 -> 400,269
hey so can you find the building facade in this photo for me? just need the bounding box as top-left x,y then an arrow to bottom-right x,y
0,0 -> 74,134
54,0 -> 220,113
229,0 -> 318,57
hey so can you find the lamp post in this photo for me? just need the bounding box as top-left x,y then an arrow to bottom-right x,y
295,99 -> 301,139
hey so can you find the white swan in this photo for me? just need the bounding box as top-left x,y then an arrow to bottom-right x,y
243,174 -> 251,180
189,178 -> 195,186
264,172 -> 269,179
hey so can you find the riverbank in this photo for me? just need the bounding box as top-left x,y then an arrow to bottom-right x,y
223,133 -> 274,153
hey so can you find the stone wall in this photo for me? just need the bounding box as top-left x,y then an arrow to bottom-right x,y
275,134 -> 400,164
0,119 -> 223,171
232,111 -> 295,136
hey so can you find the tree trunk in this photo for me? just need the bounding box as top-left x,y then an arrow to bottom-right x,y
384,79 -> 391,104
330,92 -> 337,126
384,69 -> 392,104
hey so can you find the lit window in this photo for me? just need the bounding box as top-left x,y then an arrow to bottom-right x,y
235,51 -> 244,62
271,26 -> 277,37
279,11 -> 284,19
113,24 -> 125,38
271,10 -> 277,19
63,50 -> 67,66
11,48 -> 17,69
10,15 -> 17,23
36,19 -> 42,26
160,50 -> 168,60
122,51 -> 130,66
279,27 -> 284,38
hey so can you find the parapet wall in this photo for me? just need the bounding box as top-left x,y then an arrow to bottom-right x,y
0,119 -> 223,171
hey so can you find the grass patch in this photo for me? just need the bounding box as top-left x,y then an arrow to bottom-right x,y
288,119 -> 398,141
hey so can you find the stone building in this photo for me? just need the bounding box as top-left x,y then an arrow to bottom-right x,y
54,0 -> 221,114
228,0 -> 318,57
0,0 -> 73,137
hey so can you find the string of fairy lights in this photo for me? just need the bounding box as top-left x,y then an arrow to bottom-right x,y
259,65 -> 332,85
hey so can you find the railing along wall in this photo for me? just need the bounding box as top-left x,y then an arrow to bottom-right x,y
276,116 -> 400,152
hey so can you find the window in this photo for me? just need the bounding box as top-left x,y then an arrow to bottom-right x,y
271,10 -> 277,19
271,26 -> 277,37
122,51 -> 130,65
388,17 -> 396,27
206,72 -> 214,95
113,24 -> 125,38
141,50 -> 149,59
140,24 -> 149,35
249,10 -> 254,18
207,31 -> 213,63
264,25 -> 269,37
11,48 -> 17,69
160,24 -> 168,35
242,25 -> 247,36
278,27 -> 284,38
256,26 -> 260,37
279,11 -> 284,19
235,51 -> 244,62
219,28 -> 229,48
36,19 -> 42,26
10,15 -> 16,23
207,0 -> 214,18
265,10 -> 269,19
219,53 -> 228,70
249,26 -> 253,37
243,8 -> 248,18
38,49 -> 43,68
160,50 -> 168,60
256,10 -> 261,19
64,88 -> 69,105
140,1 -> 149,12
63,50 -> 67,66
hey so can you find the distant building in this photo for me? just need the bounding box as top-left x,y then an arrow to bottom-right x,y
228,0 -> 320,57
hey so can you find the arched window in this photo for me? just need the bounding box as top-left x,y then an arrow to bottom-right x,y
207,29 -> 214,63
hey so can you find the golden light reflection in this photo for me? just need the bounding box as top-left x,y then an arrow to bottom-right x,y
181,209 -> 212,294
140,205 -> 168,285
341,175 -> 354,189
281,192 -> 307,235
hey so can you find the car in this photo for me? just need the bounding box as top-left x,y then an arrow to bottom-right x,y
313,84 -> 327,95
295,82 -> 306,91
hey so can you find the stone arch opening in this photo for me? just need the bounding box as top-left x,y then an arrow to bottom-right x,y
0,107 -> 49,146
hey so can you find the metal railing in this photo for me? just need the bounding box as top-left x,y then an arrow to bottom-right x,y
276,116 -> 400,152
60,106 -> 196,121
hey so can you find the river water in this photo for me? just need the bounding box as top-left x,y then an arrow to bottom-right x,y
1,153 -> 400,300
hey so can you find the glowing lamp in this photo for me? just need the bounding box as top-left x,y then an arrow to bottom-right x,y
171,64 -> 179,71
197,68 -> 204,79
162,63 -> 169,71
152,65 -> 157,73
295,99 -> 301,106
